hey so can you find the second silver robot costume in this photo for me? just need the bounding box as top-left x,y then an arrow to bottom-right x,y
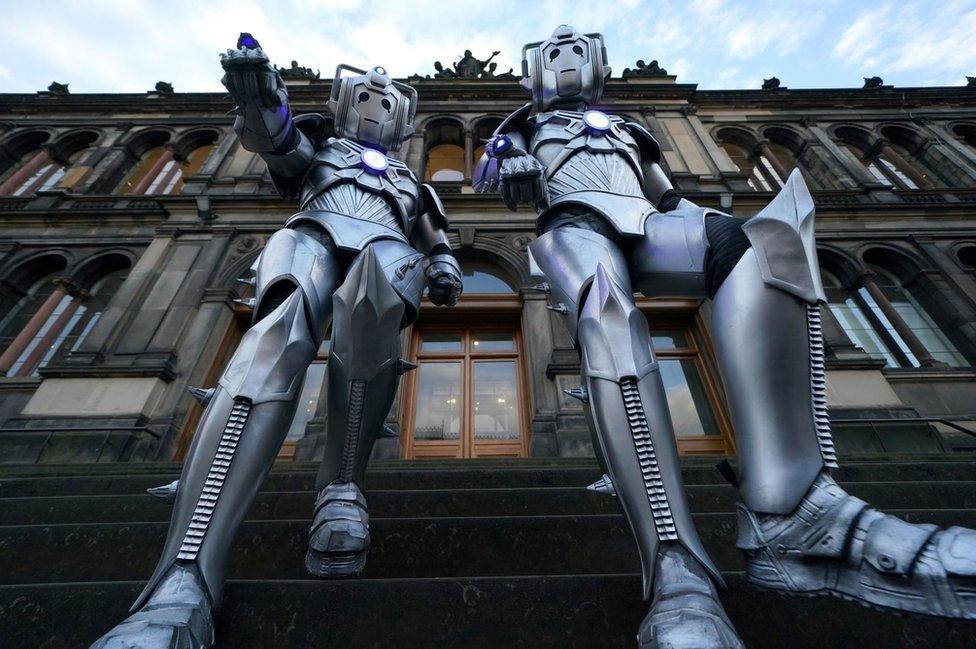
476,24 -> 976,649
91,34 -> 462,649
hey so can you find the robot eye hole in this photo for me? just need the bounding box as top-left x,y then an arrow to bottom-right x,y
381,98 -> 392,110
357,92 -> 370,103
572,45 -> 584,56
548,48 -> 560,61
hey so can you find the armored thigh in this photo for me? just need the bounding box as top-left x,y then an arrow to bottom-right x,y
630,199 -> 726,299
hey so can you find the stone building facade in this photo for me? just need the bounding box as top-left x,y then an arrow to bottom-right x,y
2,69 -> 976,465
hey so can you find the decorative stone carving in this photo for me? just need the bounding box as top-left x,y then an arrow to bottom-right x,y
47,82 -> 69,95
968,76 -> 976,87
762,77 -> 781,90
863,76 -> 884,89
622,60 -> 668,78
420,50 -> 514,80
154,81 -> 174,95
274,60 -> 320,80
234,235 -> 259,254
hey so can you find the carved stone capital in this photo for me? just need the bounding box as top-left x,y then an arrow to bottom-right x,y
53,277 -> 90,300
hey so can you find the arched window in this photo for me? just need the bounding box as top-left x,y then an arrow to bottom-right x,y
714,129 -> 784,191
116,130 -> 216,196
0,259 -> 131,377
821,268 -> 904,368
0,131 -> 98,197
821,261 -> 969,368
9,148 -> 84,196
879,126 -> 941,188
424,119 -> 465,182
459,261 -> 517,294
472,117 -> 504,170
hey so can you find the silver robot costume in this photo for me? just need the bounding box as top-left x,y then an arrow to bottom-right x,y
477,24 -> 976,649
92,33 -> 461,649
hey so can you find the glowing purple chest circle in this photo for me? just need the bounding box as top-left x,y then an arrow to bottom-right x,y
583,110 -> 611,135
360,149 -> 389,174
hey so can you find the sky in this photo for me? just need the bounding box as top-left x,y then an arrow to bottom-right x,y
2,0 -> 975,94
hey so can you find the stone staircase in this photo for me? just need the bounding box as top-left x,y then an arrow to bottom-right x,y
1,457 -> 976,648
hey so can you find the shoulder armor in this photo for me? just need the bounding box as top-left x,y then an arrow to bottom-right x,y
623,121 -> 662,164
495,103 -> 535,139
420,183 -> 448,228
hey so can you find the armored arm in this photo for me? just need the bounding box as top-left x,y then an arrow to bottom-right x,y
220,33 -> 314,194
473,104 -> 548,211
624,121 -> 682,212
414,184 -> 462,306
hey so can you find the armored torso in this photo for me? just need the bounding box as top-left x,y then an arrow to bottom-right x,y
286,137 -> 420,251
530,109 -> 654,236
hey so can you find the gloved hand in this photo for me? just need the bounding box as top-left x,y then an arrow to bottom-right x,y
499,150 -> 549,212
425,254 -> 463,307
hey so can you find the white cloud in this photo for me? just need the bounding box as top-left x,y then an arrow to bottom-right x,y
1,0 -> 973,92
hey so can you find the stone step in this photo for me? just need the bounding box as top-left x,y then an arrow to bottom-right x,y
4,575 -> 975,649
2,510 -> 973,585
3,480 -> 975,525
3,460 -> 976,497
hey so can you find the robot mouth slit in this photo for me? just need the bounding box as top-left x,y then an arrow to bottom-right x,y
364,118 -> 381,125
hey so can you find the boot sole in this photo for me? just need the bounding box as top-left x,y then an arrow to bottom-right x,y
746,575 -> 976,622
304,548 -> 368,578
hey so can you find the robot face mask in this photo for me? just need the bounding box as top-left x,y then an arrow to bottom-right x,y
520,25 -> 611,112
327,64 -> 417,152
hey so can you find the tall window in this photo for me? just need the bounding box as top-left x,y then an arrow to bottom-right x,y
459,262 -> 516,294
717,139 -> 783,191
0,266 -> 129,378
0,272 -> 62,370
9,149 -> 86,196
118,142 -> 215,195
821,267 -> 968,368
424,120 -> 465,182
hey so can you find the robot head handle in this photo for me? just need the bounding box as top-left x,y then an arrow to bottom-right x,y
520,25 -> 612,112
327,64 -> 417,152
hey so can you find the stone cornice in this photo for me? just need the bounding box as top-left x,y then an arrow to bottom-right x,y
2,81 -> 974,117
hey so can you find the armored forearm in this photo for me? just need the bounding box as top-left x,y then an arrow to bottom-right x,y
412,184 -> 454,256
642,160 -> 682,212
221,33 -> 313,181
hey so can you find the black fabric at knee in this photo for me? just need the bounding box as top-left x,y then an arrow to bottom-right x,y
704,214 -> 751,299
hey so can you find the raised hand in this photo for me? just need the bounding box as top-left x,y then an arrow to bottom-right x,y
219,33 -> 287,110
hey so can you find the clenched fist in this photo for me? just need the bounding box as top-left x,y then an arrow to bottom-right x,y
499,153 -> 549,212
425,255 -> 463,307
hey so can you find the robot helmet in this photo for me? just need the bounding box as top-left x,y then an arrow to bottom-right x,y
327,64 -> 417,152
520,25 -> 611,112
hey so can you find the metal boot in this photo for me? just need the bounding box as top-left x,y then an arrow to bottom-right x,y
638,545 -> 743,649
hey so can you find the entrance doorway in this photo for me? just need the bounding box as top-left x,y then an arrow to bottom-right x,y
401,323 -> 530,459
400,260 -> 529,459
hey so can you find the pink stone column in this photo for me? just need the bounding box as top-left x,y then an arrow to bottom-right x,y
0,149 -> 52,196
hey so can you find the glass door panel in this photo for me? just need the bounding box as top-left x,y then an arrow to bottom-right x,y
473,361 -> 520,441
412,362 -> 462,441
405,327 -> 527,458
